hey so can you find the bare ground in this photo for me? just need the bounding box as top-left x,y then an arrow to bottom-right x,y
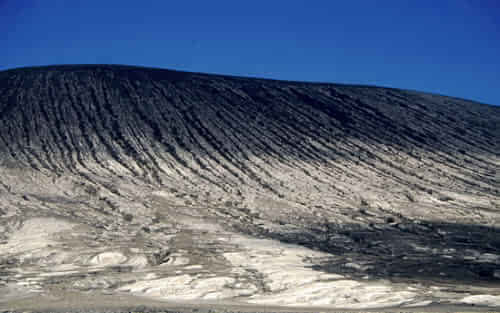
0,65 -> 499,311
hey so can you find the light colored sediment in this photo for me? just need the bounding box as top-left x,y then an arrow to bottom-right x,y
459,294 -> 500,307
2,218 -> 74,255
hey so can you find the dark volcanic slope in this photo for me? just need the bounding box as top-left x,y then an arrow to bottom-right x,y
0,65 -> 498,186
0,65 -> 499,309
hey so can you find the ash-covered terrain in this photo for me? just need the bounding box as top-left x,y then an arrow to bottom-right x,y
0,65 -> 499,311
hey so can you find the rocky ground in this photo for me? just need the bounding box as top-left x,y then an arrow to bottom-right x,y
0,65 -> 499,311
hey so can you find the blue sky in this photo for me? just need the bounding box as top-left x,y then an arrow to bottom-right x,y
1,0 -> 499,105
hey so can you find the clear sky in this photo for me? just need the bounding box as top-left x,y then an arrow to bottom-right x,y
1,0 -> 499,105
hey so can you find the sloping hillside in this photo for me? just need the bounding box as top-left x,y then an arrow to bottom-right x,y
0,65 -> 499,310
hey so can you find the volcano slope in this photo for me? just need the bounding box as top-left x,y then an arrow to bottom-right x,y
0,65 -> 499,311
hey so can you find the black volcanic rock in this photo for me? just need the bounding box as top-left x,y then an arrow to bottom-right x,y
0,65 -> 498,175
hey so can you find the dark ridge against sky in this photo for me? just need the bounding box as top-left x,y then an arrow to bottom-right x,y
1,0 -> 499,106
